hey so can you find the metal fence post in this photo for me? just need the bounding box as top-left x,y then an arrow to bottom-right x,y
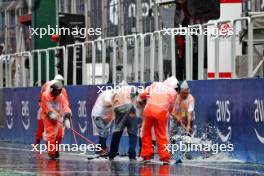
73,45 -> 77,85
134,35 -> 139,82
248,17 -> 253,77
185,34 -> 191,80
64,47 -> 69,85
231,20 -> 236,79
5,56 -> 8,87
91,41 -> 96,85
101,40 -> 106,84
170,29 -> 176,77
189,31 -> 193,80
123,36 -> 127,82
215,23 -> 220,79
150,34 -> 155,81
21,54 -> 26,87
37,51 -> 42,86
158,32 -> 163,81
112,39 -> 117,84
82,43 -> 87,85
28,52 -> 34,87
8,56 -> 13,87
140,34 -> 145,83
197,25 -> 204,80
47,46 -> 66,77
45,50 -> 49,82
15,55 -> 19,87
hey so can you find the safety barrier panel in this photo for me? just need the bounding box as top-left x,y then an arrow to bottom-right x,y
0,78 -> 263,163
0,16 -> 261,88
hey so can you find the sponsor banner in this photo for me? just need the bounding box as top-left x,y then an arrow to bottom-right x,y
0,83 -> 146,154
1,87 -> 40,143
63,85 -> 99,145
189,78 -> 264,163
0,79 -> 263,163
0,89 -> 3,128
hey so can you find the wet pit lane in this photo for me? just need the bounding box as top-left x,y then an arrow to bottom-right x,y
0,144 -> 264,176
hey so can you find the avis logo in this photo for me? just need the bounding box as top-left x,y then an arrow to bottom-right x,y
21,101 -> 30,130
78,101 -> 87,133
216,100 -> 231,142
5,101 -> 13,129
254,99 -> 264,144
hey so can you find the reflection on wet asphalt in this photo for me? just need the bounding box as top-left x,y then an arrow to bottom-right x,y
0,146 -> 264,176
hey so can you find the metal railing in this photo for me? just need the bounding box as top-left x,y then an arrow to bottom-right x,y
248,14 -> 264,77
0,16 -> 261,88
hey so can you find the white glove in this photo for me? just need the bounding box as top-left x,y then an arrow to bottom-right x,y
64,119 -> 71,129
47,111 -> 57,120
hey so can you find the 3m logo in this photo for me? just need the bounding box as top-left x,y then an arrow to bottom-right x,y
78,101 -> 87,133
5,101 -> 13,129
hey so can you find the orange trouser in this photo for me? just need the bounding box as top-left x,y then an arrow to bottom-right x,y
44,117 -> 64,156
140,114 -> 170,161
34,119 -> 44,145
34,108 -> 45,145
47,159 -> 60,173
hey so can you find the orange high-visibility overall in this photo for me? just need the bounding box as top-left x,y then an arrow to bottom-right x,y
40,91 -> 71,156
140,82 -> 177,161
34,81 -> 69,145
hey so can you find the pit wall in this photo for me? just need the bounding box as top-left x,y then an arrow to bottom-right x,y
0,79 -> 263,163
